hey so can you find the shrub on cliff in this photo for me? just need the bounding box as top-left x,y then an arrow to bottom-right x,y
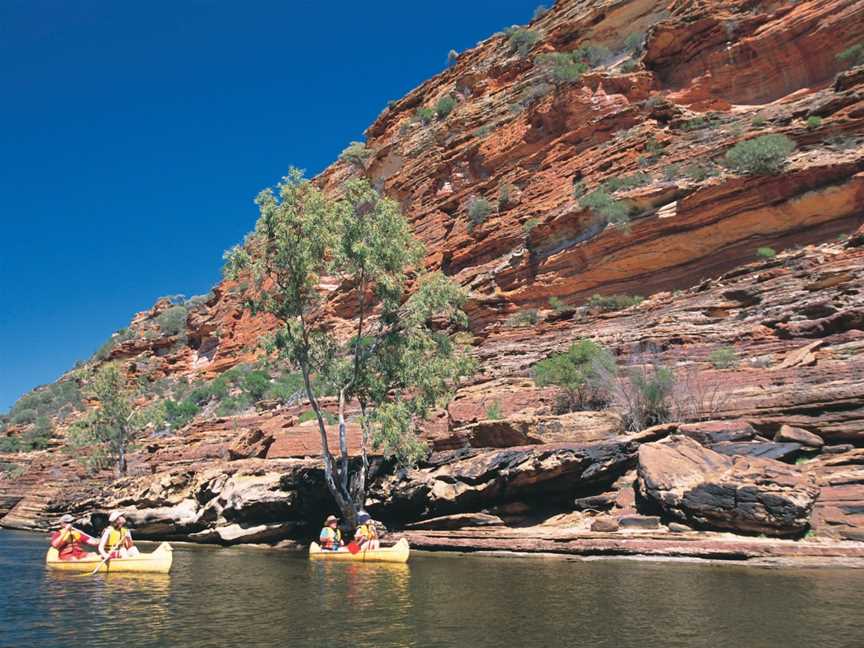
837,43 -> 864,68
156,305 -> 188,336
725,134 -> 796,175
222,171 -> 474,525
709,346 -> 739,369
586,293 -> 643,312
533,340 -> 616,413
435,94 -> 457,119
467,196 -> 492,231
506,27 -> 540,56
414,106 -> 435,124
757,246 -> 777,259
339,141 -> 373,169
536,51 -> 588,84
579,189 -> 630,229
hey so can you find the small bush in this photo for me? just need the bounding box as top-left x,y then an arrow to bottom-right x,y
756,246 -> 777,259
156,305 -> 188,336
579,189 -> 630,229
299,410 -> 337,425
94,328 -> 133,361
266,372 -> 305,402
0,436 -> 21,452
507,28 -> 540,57
522,218 -> 540,235
725,134 -> 796,175
603,172 -> 651,193
435,94 -> 457,119
504,309 -> 539,328
10,408 -> 38,426
663,164 -> 680,181
572,179 -> 586,197
806,116 -> 822,130
536,52 -> 588,84
533,340 -> 616,413
216,394 -> 253,417
548,296 -> 568,313
415,107 -> 435,124
23,416 -> 53,450
684,163 -> 715,182
623,32 -> 644,54
618,361 -> 675,431
447,49 -> 459,66
242,370 -> 270,402
339,141 -> 373,168
474,124 -> 492,138
485,400 -> 503,420
837,43 -> 864,68
574,43 -> 611,67
586,294 -> 643,312
752,115 -> 767,127
620,59 -> 638,73
497,183 -> 512,210
467,196 -> 492,231
533,5 -> 548,20
165,399 -> 199,429
709,346 -> 739,369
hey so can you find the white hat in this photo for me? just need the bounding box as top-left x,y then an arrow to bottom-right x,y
108,511 -> 124,523
59,514 -> 74,524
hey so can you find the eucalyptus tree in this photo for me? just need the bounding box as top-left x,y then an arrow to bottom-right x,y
224,169 -> 474,524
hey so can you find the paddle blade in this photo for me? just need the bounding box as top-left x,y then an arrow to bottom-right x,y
347,542 -> 361,554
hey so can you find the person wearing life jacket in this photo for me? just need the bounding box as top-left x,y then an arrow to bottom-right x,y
98,511 -> 140,559
353,511 -> 379,550
319,514 -> 344,551
50,514 -> 99,560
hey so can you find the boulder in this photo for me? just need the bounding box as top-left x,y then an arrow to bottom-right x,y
775,424 -> 824,448
227,428 -> 275,460
637,435 -> 820,536
677,420 -> 756,445
618,515 -> 661,530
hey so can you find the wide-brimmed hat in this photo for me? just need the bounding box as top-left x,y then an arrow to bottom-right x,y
357,511 -> 371,523
325,515 -> 338,524
108,511 -> 125,523
59,514 -> 74,524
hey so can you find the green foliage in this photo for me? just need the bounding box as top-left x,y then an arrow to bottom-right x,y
228,169 -> 474,520
23,416 -> 53,450
533,5 -> 548,20
623,32 -> 644,53
837,43 -> 864,68
522,218 -> 540,235
587,293 -> 643,312
663,164 -> 680,181
156,305 -> 188,336
756,246 -> 777,259
241,370 -> 270,401
535,51 -> 588,84
572,180 -> 586,197
216,394 -> 253,417
504,309 -> 539,328
299,410 -> 337,425
467,196 -> 492,231
0,436 -> 21,453
751,115 -> 767,127
579,189 -> 630,229
474,124 -> 492,138
164,399 -> 199,429
339,141 -> 373,168
681,114 -> 722,131
485,400 -> 503,420
497,183 -> 512,210
265,371 -> 305,401
620,59 -> 638,73
620,362 -> 674,431
0,462 -> 26,479
574,43 -> 611,67
415,106 -> 435,124
709,346 -> 739,369
533,340 -> 616,412
435,94 -> 457,119
548,296 -> 568,313
684,163 -> 715,182
507,28 -> 540,57
10,408 -> 37,426
806,115 -> 823,130
725,134 -> 796,175
603,172 -> 651,193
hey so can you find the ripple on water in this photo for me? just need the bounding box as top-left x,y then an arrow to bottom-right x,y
2,530 -> 864,648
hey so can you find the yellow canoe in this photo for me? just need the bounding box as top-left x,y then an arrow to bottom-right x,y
45,542 -> 173,574
309,538 -> 410,563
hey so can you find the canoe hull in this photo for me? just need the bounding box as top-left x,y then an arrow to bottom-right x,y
309,538 -> 410,563
45,542 -> 174,574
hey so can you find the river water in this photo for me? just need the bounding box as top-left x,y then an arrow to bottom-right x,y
2,529 -> 863,648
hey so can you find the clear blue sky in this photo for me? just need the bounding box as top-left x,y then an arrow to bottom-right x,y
0,0 -> 539,411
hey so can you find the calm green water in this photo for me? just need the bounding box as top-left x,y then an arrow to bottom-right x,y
2,529 -> 863,648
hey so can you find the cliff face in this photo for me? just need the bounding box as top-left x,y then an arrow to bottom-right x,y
2,0 -> 864,559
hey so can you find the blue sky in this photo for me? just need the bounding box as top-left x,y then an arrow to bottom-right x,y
0,0 -> 540,411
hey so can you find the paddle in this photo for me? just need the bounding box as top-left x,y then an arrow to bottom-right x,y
346,541 -> 361,555
87,551 -> 113,576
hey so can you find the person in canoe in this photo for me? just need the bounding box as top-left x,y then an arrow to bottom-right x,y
353,511 -> 379,551
50,514 -> 99,560
98,511 -> 140,559
319,514 -> 344,551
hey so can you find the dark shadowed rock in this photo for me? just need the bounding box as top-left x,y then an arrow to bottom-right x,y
637,435 -> 819,536
405,513 -> 504,531
709,440 -> 803,462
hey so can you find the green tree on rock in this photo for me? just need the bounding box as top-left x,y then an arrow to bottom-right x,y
224,170 -> 474,525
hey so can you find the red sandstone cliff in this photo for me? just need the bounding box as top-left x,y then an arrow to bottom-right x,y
2,0 -> 864,559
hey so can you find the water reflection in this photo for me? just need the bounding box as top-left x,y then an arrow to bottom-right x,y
2,530 -> 863,648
